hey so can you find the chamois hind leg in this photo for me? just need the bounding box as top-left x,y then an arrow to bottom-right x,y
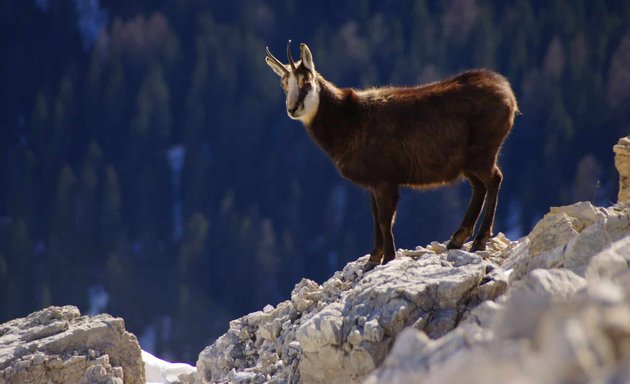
471,165 -> 503,252
446,174 -> 487,250
367,192 -> 384,265
374,184 -> 399,264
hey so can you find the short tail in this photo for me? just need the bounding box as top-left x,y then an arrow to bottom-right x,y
508,87 -> 520,116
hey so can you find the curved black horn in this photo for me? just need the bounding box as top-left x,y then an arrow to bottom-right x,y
287,40 -> 297,71
266,46 -> 287,73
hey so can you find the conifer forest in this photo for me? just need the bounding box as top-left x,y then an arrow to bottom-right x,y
1,0 -> 629,362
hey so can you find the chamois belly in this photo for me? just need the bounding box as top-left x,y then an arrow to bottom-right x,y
336,146 -> 465,188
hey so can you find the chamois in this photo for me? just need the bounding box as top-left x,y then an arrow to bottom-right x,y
265,41 -> 518,270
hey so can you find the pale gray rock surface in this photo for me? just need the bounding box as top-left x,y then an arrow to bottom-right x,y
614,135 -> 630,202
196,200 -> 630,384
0,305 -> 144,384
503,201 -> 630,279
366,201 -> 630,384
367,265 -> 630,384
196,234 -> 513,384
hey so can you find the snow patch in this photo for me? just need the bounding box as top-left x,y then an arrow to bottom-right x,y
143,350 -> 195,384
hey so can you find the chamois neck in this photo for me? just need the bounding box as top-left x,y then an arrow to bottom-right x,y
304,75 -> 354,158
306,76 -> 347,129
316,76 -> 345,105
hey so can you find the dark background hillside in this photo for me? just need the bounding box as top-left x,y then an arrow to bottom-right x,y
1,0 -> 629,362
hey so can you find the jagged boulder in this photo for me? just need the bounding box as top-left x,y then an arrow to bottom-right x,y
366,239 -> 630,384
296,251 -> 498,383
503,201 -> 630,279
196,235 -> 513,384
196,200 -> 630,384
0,305 -> 144,384
365,206 -> 630,384
614,136 -> 630,202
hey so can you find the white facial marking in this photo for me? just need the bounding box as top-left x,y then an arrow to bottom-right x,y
286,72 -> 320,125
286,73 -> 299,113
298,81 -> 320,125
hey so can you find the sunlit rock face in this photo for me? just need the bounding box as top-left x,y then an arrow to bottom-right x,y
0,305 -> 144,384
196,199 -> 630,384
614,136 -> 630,202
366,236 -> 630,384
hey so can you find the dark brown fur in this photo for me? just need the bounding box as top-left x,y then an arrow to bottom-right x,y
296,64 -> 517,267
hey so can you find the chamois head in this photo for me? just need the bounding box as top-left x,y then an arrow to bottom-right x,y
265,41 -> 320,124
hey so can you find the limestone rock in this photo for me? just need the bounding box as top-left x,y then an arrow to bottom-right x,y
296,254 -> 488,383
0,305 -> 143,384
365,226 -> 630,384
197,245 -> 507,384
373,268 -> 630,384
503,201 -> 630,280
585,235 -> 630,283
511,268 -> 587,300
195,200 -> 630,384
614,136 -> 630,202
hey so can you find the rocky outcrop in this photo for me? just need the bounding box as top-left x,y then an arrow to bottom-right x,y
196,234 -> 513,384
503,201 -> 630,279
295,242 -> 510,384
196,200 -> 630,384
614,136 -> 630,202
365,200 -> 630,383
0,306 -> 144,384
365,236 -> 630,384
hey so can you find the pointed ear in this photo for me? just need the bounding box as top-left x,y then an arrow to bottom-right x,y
265,56 -> 288,77
300,43 -> 315,74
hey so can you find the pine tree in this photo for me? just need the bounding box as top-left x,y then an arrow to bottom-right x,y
572,154 -> 601,203
29,90 -> 50,154
131,63 -> 171,150
0,252 -> 7,319
47,78 -> 76,172
7,219 -> 33,317
172,212 -> 211,360
5,147 -> 37,227
178,212 -> 209,283
255,218 -> 280,306
75,145 -> 100,279
48,164 -> 79,305
101,165 -> 125,256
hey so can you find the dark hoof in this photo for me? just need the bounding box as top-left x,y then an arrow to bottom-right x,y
446,239 -> 462,250
368,250 -> 383,265
470,241 -> 487,253
363,261 -> 380,272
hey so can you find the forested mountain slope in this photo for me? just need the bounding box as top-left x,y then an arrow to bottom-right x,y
1,0 -> 629,361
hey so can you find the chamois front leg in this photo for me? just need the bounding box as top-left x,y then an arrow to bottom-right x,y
368,193 -> 384,264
